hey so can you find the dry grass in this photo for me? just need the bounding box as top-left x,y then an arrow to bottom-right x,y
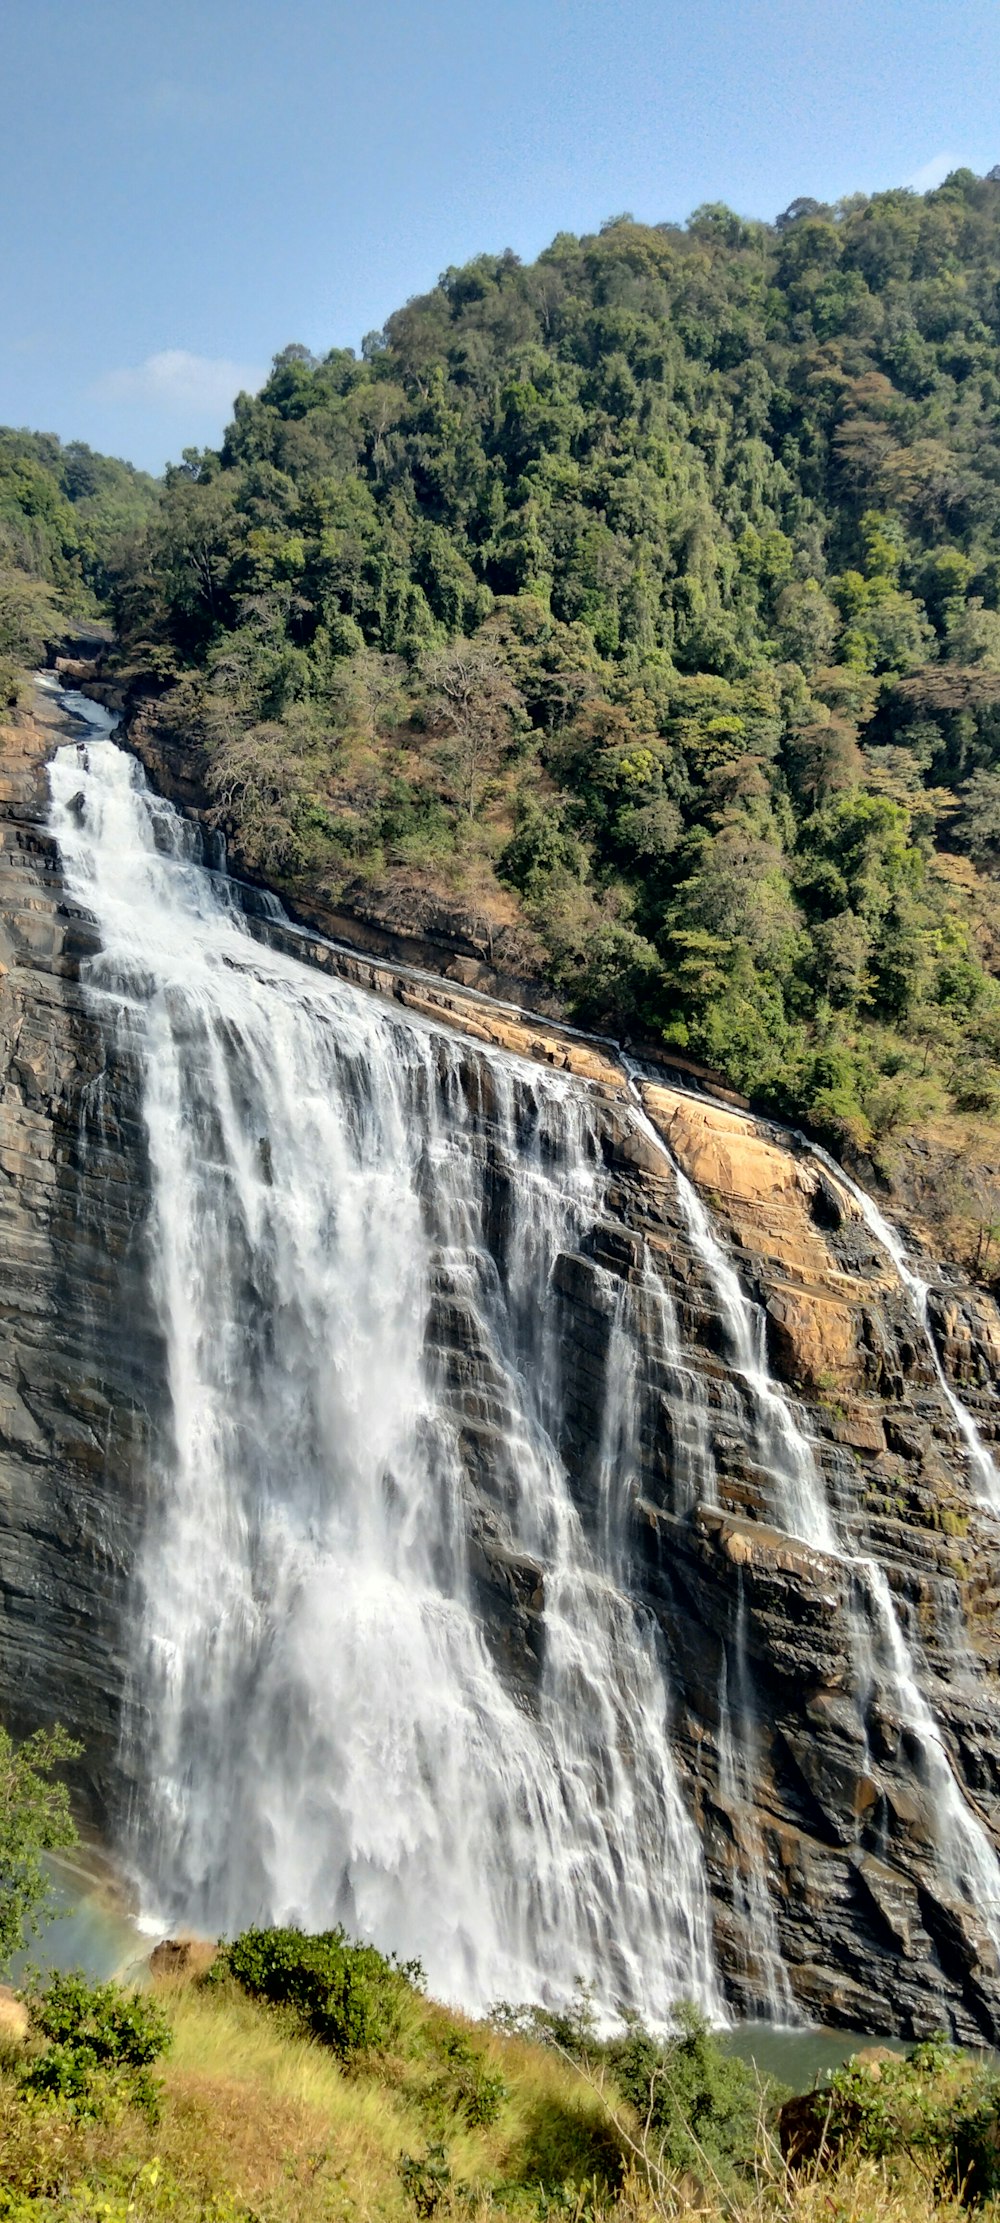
596,2154 -> 969,2223
0,1978 -> 978,2222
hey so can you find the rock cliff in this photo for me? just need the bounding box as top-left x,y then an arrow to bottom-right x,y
5,682 -> 1000,2041
0,691 -> 164,1811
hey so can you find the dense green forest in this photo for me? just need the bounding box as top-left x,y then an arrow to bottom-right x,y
104,169 -> 1000,1176
0,429 -> 157,706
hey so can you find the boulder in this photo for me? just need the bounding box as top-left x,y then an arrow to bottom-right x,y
149,1935 -> 218,1982
0,1987 -> 29,2045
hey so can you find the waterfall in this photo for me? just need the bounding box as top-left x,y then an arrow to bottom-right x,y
807,1141 -> 1000,1505
625,1085 -> 1000,1947
42,696 -> 1000,2030
855,1558 -> 1000,1917
716,1580 -> 799,2024
48,731 -> 721,2024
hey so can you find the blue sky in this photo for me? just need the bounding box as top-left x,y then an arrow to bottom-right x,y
2,0 -> 999,475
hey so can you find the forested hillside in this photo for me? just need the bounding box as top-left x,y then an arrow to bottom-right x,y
0,429 -> 157,705
110,168 -> 1000,1215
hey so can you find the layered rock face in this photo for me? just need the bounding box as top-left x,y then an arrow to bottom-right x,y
596,1090 -> 1000,2041
5,685 -> 1000,2040
435,1045 -> 1000,2040
0,697 -> 163,1809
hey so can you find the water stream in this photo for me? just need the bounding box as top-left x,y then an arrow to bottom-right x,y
807,1140 -> 1000,1504
621,1082 -> 1000,1949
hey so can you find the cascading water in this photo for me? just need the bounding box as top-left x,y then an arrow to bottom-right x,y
41,692 -> 1000,2032
671,1161 -> 837,1553
48,729 -> 721,2023
807,1140 -> 1000,1505
625,1082 -> 1000,1947
716,1580 -> 798,2025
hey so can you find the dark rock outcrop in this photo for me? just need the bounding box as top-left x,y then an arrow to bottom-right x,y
0,696 -> 164,1814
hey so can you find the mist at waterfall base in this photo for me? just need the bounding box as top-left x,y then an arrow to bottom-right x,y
46,689 -> 1000,2036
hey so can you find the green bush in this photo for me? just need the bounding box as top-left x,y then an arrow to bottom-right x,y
606,2005 -> 762,2183
949,2074 -> 1000,2203
398,2142 -> 452,2218
220,1923 -> 422,2061
430,2026 -> 508,2126
789,2037 -> 1000,2204
20,1970 -> 172,2121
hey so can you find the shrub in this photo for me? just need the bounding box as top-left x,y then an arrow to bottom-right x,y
430,2026 -> 508,2126
20,1970 -> 172,2120
816,2046 -> 952,2161
949,2073 -> 1000,2202
606,2005 -> 762,2183
219,1923 -> 421,2061
490,1980 -> 601,2061
783,2037 -> 1000,2204
398,2142 -> 451,2218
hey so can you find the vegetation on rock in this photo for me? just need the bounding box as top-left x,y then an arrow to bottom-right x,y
0,430 -> 157,707
99,170 -> 1000,1243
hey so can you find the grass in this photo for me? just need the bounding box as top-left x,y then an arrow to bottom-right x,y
0,1969 -> 625,2220
0,1969 -> 987,2223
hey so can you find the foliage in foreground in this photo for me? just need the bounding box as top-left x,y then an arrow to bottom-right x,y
215,1921 -> 423,2059
494,1994 -> 763,2184
17,1974 -> 171,2125
787,2038 -> 1000,2203
605,2007 -> 761,2183
0,1727 -> 80,1973
2,1949 -> 1000,2222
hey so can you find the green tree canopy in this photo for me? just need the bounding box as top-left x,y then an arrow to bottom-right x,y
0,1724 -> 79,1970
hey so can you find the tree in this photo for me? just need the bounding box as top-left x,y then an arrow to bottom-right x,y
785,714 -> 861,809
955,770 -> 1000,867
773,580 -> 839,670
92,176 -> 1000,1144
423,640 -> 523,822
0,1724 -> 79,1970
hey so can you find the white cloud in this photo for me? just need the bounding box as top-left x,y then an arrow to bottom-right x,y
93,349 -> 266,417
905,151 -> 957,194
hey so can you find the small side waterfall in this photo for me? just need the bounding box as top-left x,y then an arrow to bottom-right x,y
670,1162 -> 837,1552
807,1141 -> 1000,1505
633,1097 -> 1000,1953
717,1581 -> 798,2025
49,733 -> 720,2023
